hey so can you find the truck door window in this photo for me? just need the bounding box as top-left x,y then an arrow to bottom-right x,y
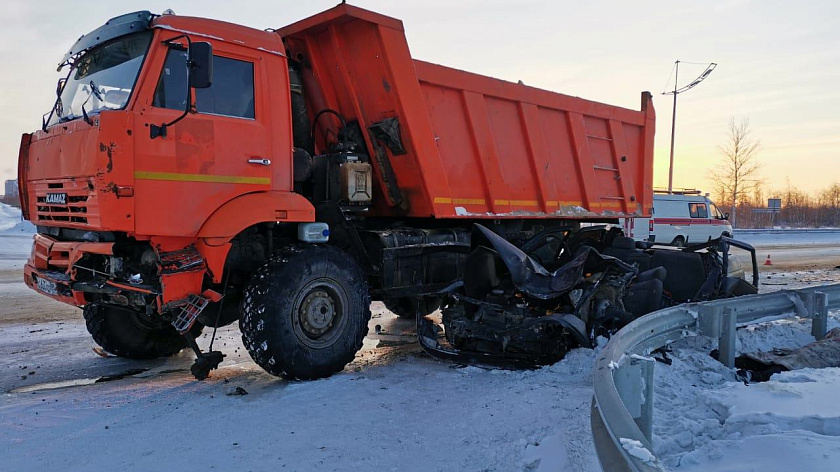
153,50 -> 189,110
195,56 -> 255,119
689,203 -> 708,218
154,51 -> 255,119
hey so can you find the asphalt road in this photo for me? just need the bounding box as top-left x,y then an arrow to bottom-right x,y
732,229 -> 840,270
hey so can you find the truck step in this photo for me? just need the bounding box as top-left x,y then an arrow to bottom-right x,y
171,294 -> 209,334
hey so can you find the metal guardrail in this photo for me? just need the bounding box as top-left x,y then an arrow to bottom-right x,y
734,228 -> 840,235
591,284 -> 840,472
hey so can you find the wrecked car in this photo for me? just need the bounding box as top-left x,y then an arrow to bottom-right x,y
418,224 -> 759,367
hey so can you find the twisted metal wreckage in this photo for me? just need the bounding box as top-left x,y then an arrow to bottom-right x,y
419,224 -> 759,367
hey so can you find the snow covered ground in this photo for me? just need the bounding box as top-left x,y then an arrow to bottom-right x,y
0,203 -> 35,269
0,318 -> 602,471
653,312 -> 840,471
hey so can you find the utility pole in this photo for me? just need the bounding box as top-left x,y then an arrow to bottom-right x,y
663,61 -> 717,194
667,61 -> 679,193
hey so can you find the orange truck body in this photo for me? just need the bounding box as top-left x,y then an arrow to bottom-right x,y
18,4 -> 654,314
280,5 -> 655,219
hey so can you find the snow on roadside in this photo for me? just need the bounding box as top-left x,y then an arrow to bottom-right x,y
653,312 -> 840,471
0,344 -> 602,472
675,368 -> 840,472
0,203 -> 34,234
0,203 -> 35,270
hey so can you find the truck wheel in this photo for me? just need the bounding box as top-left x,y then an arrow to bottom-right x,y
672,236 -> 686,248
384,297 -> 442,319
83,304 -> 193,359
240,246 -> 371,380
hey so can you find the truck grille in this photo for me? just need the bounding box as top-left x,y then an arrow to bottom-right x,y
33,178 -> 100,228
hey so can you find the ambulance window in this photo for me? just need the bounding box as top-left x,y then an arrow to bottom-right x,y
689,203 -> 708,218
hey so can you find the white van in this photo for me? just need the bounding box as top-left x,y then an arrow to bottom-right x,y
623,191 -> 732,247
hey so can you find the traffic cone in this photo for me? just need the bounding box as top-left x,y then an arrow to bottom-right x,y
764,254 -> 772,266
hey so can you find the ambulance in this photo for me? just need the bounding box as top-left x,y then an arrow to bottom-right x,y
623,191 -> 732,247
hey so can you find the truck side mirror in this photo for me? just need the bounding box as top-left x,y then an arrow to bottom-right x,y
724,212 -> 730,220
189,42 -> 213,89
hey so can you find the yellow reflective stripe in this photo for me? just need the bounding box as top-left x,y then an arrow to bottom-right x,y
434,198 -> 616,210
436,198 -> 544,207
495,199 -> 539,206
134,171 -> 270,185
452,198 -> 485,205
433,197 -> 487,205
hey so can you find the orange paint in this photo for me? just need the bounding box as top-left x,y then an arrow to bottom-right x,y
20,4 -> 655,311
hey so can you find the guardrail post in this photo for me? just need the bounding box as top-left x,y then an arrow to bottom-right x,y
719,307 -> 737,368
613,357 -> 655,443
638,357 -> 654,441
812,291 -> 828,341
613,360 -> 641,423
697,305 -> 723,337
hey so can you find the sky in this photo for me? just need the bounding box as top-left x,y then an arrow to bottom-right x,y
1,0 -> 838,199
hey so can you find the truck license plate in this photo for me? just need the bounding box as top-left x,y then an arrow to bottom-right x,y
36,277 -> 58,295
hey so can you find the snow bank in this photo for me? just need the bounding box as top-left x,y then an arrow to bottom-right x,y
0,203 -> 35,269
674,368 -> 840,471
653,312 -> 840,470
0,203 -> 34,234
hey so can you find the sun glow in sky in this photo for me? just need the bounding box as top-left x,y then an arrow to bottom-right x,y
1,0 -> 837,197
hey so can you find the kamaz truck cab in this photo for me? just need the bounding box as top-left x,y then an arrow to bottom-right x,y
20,11 -> 327,378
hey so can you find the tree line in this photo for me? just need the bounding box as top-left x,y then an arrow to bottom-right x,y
709,118 -> 839,229
714,182 -> 840,229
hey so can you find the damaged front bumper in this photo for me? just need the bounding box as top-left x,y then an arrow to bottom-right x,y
23,233 -> 210,319
24,233 -> 114,306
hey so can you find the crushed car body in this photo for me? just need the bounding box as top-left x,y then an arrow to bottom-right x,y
419,224 -> 759,367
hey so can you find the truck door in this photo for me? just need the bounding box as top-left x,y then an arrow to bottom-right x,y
134,41 -> 273,236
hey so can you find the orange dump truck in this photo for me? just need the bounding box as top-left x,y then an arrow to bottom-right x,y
18,4 -> 654,379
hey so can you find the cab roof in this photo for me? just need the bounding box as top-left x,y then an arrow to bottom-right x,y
152,14 -> 285,56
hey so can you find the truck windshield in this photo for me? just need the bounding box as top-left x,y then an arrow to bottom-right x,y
50,31 -> 153,126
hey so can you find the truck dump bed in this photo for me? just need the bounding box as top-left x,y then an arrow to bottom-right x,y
278,4 -> 655,219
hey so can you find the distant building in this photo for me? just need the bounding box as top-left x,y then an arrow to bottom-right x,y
4,179 -> 18,198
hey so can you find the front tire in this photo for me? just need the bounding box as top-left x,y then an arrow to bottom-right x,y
83,304 -> 193,359
240,246 -> 371,380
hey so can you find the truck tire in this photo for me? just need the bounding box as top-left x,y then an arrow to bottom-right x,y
384,297 -> 442,319
83,304 -> 193,359
672,236 -> 686,248
240,246 -> 371,380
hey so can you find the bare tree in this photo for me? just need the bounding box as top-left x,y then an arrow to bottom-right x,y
712,118 -> 761,227
818,183 -> 840,226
